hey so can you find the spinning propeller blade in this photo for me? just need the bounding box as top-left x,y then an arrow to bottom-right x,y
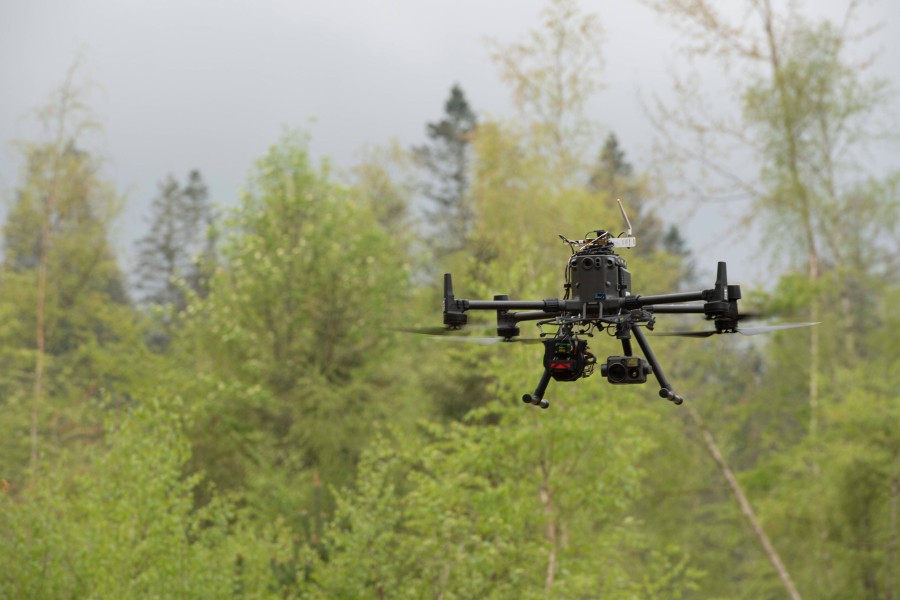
395,327 -> 544,344
735,322 -> 820,336
429,336 -> 545,345
654,322 -> 820,338
653,330 -> 717,338
395,326 -> 472,336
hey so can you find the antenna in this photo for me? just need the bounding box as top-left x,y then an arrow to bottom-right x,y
617,199 -> 633,236
611,199 -> 637,249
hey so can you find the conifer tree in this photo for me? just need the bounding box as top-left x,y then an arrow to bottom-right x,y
134,169 -> 215,309
587,132 -> 668,253
588,132 -> 633,195
413,84 -> 477,254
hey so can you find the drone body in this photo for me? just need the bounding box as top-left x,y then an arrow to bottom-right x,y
428,202 -> 815,409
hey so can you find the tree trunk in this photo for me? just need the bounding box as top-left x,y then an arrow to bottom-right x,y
30,210 -> 49,475
888,460 -> 899,600
29,59 -> 80,480
684,400 -> 802,600
539,456 -> 558,594
541,483 -> 558,594
760,1 -> 831,586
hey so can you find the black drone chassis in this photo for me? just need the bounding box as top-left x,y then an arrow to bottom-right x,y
441,259 -> 745,409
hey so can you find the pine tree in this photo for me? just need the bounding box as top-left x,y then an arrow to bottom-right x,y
588,132 -> 633,195
413,84 -> 477,254
134,169 -> 215,309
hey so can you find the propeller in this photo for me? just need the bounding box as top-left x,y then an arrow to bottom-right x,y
654,322 -> 820,338
395,325 -> 493,336
427,336 -> 545,345
732,310 -> 765,322
395,326 -> 473,336
731,322 -> 821,336
395,326 -> 545,344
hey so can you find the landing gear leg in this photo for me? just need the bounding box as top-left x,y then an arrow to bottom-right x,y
631,325 -> 684,405
522,368 -> 553,409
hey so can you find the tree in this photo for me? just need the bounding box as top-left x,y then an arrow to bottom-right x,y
0,399 -> 295,598
312,404 -> 698,599
588,132 -> 677,256
176,131 -> 425,530
588,132 -> 633,195
348,140 -> 416,243
645,1 -> 899,596
413,84 -> 477,255
379,20 -> 700,585
134,169 -> 216,309
0,60 -> 141,485
488,0 -> 606,188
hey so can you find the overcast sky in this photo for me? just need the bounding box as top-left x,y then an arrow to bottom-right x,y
2,0 -> 898,284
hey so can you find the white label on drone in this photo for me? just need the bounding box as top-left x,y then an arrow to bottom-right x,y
611,237 -> 636,248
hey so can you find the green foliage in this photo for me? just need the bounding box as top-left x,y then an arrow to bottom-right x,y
0,75 -> 146,485
312,399 -> 697,598
0,399 -> 295,599
590,133 -> 633,188
348,140 -> 416,240
742,18 -> 894,279
488,0 -> 605,187
176,130 -> 425,525
642,2 -> 900,597
747,285 -> 900,599
3,6 -> 896,596
4,144 -> 125,302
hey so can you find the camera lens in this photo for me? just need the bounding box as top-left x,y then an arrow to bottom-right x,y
608,362 -> 627,383
581,257 -> 593,270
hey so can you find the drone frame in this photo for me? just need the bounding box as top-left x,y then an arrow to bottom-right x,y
441,260 -> 743,409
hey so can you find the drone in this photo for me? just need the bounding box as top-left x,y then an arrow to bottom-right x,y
412,201 -> 817,409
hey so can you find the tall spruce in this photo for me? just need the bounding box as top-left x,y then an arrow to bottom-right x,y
588,132 -> 633,195
134,170 -> 215,309
413,84 -> 477,255
587,132 -> 676,256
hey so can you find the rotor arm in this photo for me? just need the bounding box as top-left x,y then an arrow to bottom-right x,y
621,290 -> 707,308
647,304 -> 708,315
619,262 -> 740,322
510,310 -> 560,322
444,273 -> 570,328
466,300 -> 560,311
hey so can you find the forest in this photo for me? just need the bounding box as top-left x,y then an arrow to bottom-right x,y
1,0 -> 898,598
